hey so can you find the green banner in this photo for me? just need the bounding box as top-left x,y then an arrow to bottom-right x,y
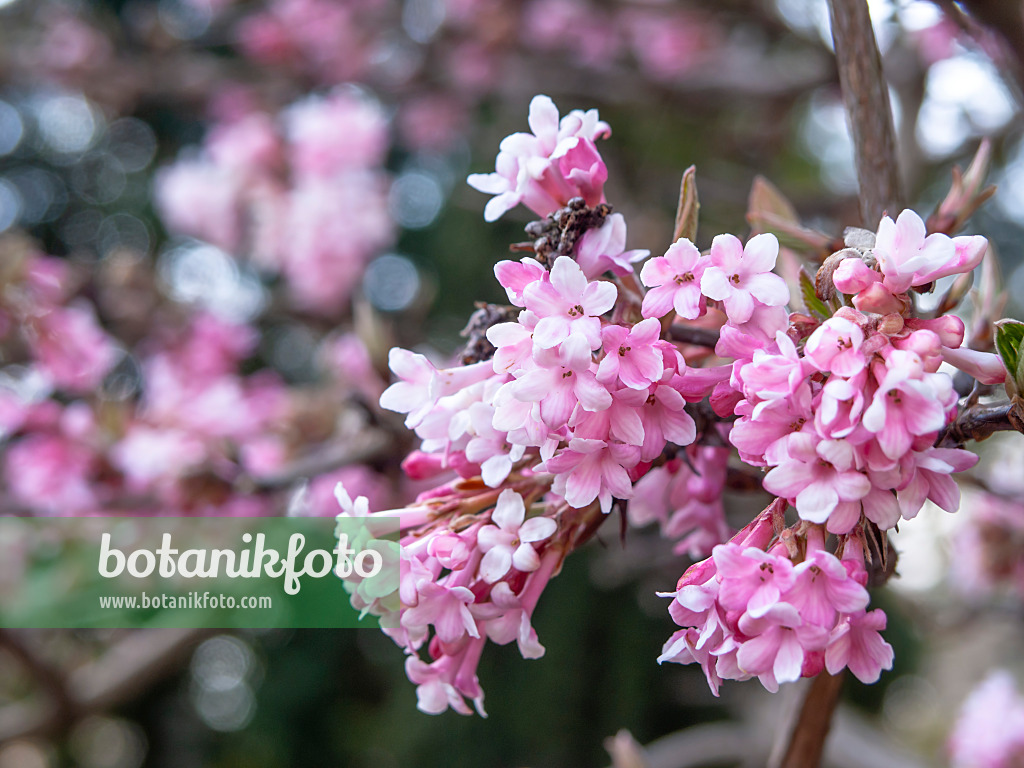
0,516 -> 399,629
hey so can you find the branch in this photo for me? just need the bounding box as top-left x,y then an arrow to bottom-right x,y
936,402 -> 1023,447
668,325 -> 721,348
773,672 -> 846,768
827,0 -> 903,226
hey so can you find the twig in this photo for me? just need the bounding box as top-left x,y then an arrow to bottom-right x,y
936,402 -> 1021,447
827,0 -> 903,226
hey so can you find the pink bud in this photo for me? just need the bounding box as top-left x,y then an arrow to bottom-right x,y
941,345 -> 1007,385
402,450 -> 448,480
853,283 -> 903,315
833,257 -> 880,294
905,315 -> 965,348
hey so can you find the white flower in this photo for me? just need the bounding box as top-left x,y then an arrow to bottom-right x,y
477,489 -> 557,582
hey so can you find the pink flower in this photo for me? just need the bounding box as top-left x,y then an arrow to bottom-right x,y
575,213 -> 649,279
941,345 -> 1007,385
474,582 -> 545,659
640,237 -> 707,320
737,331 -> 809,402
832,257 -> 881,295
896,446 -> 978,518
405,656 -> 476,716
824,609 -> 893,683
111,425 -> 206,488
207,112 -> 283,178
6,429 -> 98,514
467,95 -> 611,221
700,233 -> 789,324
873,209 -> 956,294
736,603 -> 829,687
862,351 -> 954,459
713,544 -> 795,618
506,350 -> 611,427
570,386 -> 646,446
788,549 -> 869,627
285,90 -> 389,179
636,379 -> 698,461
730,388 -> 812,466
597,319 -> 664,389
948,671 -> 1024,768
804,317 -> 866,377
477,489 -> 557,582
380,351 -> 495,430
544,437 -> 639,513
914,234 -> 988,285
280,173 -> 393,313
154,158 -> 242,251
402,580 -> 480,645
523,256 -> 616,366
763,433 -> 871,523
494,257 -> 547,307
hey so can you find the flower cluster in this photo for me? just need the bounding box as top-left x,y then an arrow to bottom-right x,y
659,507 -> 893,692
365,94 -> 1000,712
156,89 -> 393,314
336,482 -> 565,717
719,209 -> 994,535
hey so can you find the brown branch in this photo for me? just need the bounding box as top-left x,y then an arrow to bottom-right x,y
774,672 -> 846,768
827,0 -> 903,227
936,402 -> 1023,447
668,325 -> 721,348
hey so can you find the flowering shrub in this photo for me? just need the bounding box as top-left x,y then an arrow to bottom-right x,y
336,94 -> 1021,716
157,89 -> 393,315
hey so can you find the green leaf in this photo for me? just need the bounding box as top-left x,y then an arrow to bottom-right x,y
672,166 -> 699,244
995,319 -> 1024,376
799,267 -> 830,320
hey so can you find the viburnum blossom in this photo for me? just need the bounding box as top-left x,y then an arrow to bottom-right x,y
699,233 -> 789,323
156,89 -> 393,315
640,237 -> 707,320
467,94 -> 610,222
477,489 -> 557,582
524,256 -> 616,366
353,95 -> 1012,714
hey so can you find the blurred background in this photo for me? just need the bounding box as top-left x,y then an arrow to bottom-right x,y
0,0 -> 1022,765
